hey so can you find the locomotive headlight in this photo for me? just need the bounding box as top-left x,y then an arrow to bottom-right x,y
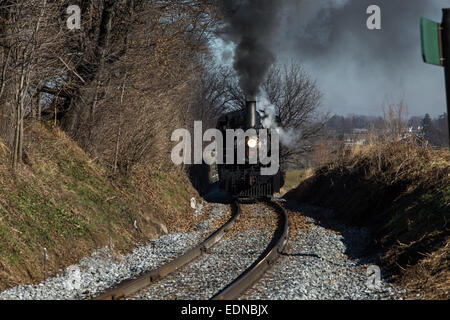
247,137 -> 258,148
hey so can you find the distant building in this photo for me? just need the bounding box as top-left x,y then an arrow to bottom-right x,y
353,128 -> 368,135
344,138 -> 368,147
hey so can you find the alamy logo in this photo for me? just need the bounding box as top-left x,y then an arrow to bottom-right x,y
171,122 -> 280,175
67,5 -> 81,30
64,266 -> 82,291
366,265 -> 381,289
366,5 -> 381,30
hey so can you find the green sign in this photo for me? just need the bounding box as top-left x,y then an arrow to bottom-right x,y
421,18 -> 443,66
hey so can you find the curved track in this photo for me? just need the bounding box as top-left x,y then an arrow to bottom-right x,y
211,198 -> 289,300
95,198 -> 289,300
95,201 -> 241,300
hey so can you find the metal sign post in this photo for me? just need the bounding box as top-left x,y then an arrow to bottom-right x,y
421,9 -> 450,147
443,9 -> 450,148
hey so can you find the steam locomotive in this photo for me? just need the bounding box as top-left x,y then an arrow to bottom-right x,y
216,97 -> 284,199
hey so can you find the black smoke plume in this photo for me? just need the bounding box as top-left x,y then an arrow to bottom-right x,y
218,0 -> 447,116
218,0 -> 281,97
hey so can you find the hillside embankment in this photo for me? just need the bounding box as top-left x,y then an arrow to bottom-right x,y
285,141 -> 449,299
0,122 -> 199,291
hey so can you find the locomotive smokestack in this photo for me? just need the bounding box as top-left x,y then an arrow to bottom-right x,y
246,96 -> 257,128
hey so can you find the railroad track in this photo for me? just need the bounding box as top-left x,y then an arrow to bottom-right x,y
211,198 -> 289,300
94,198 -> 288,300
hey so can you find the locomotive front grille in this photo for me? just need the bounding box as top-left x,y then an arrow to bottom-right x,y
237,181 -> 273,198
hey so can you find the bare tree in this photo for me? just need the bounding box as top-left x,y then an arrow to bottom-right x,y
187,63 -> 236,128
224,61 -> 326,166
262,61 -> 326,166
0,0 -> 221,174
66,0 -> 220,172
0,0 -> 69,170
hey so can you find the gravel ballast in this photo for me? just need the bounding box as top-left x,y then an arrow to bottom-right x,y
133,203 -> 277,300
0,200 -> 406,300
0,202 -> 229,300
242,202 -> 406,300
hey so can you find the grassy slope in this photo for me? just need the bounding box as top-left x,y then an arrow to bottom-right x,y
278,169 -> 314,196
0,122 -> 197,290
285,142 -> 449,299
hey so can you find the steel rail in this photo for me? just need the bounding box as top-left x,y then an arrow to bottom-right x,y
211,198 -> 289,300
94,201 -> 242,300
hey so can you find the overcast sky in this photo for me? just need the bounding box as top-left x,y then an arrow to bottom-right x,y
212,0 -> 449,118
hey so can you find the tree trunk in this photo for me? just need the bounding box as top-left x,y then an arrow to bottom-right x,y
113,73 -> 126,174
37,92 -> 42,121
18,114 -> 23,163
12,105 -> 20,170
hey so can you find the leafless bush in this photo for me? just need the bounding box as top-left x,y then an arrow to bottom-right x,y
0,0 -> 74,169
381,99 -> 409,142
0,0 -> 220,174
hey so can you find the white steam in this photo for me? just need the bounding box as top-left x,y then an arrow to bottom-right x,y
258,96 -> 302,146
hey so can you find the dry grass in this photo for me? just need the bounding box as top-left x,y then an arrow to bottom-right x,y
286,139 -> 449,299
129,164 -> 203,234
0,140 -> 9,157
0,121 -> 197,291
278,169 -> 314,196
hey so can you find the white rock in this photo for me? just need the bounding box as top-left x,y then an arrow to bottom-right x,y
190,197 -> 196,209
